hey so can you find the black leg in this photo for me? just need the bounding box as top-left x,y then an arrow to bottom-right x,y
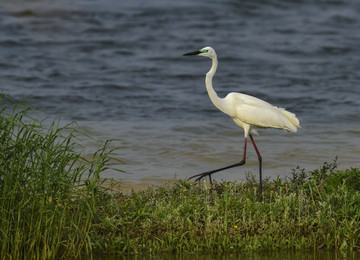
188,137 -> 248,183
249,134 -> 263,196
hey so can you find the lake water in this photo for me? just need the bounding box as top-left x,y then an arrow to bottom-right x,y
1,0 -> 360,185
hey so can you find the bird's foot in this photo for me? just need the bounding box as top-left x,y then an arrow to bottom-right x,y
187,170 -> 215,184
188,160 -> 246,185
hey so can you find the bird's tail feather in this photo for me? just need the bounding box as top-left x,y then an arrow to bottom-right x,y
279,108 -> 301,132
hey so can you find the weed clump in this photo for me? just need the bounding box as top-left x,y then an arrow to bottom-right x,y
0,97 -> 118,259
91,158 -> 360,254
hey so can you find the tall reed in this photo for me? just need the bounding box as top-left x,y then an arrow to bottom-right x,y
0,96 -> 117,259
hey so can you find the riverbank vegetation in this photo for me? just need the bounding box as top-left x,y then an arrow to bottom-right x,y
1,97 -> 360,259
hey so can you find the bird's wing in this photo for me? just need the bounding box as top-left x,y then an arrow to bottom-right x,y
225,92 -> 299,132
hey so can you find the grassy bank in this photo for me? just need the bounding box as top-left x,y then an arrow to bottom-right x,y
1,97 -> 360,258
92,163 -> 360,255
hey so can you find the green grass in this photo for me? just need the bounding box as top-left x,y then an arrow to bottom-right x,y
1,96 -> 360,258
91,161 -> 360,254
0,96 -> 119,259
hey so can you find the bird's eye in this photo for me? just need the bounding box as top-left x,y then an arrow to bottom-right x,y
205,50 -> 209,52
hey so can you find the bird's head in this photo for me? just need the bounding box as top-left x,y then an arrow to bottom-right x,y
183,47 -> 216,59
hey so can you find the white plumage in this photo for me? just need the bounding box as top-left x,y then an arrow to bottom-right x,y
227,92 -> 300,134
183,46 -> 300,195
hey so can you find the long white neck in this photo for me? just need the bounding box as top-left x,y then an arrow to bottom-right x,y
205,56 -> 228,114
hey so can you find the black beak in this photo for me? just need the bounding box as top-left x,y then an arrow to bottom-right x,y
183,50 -> 201,56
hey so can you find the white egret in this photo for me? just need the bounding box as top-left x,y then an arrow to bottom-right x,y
183,46 -> 300,195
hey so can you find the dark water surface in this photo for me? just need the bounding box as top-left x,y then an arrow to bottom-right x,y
1,0 -> 360,184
